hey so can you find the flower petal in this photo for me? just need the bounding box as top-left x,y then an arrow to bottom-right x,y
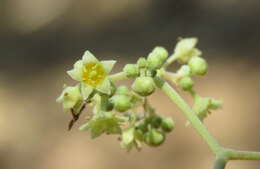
95,78 -> 111,95
82,50 -> 98,64
101,60 -> 116,74
56,85 -> 83,112
67,60 -> 84,81
175,38 -> 198,54
81,83 -> 94,100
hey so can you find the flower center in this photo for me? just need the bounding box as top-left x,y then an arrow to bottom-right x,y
82,63 -> 106,87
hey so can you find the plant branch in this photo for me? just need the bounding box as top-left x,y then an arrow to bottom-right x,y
109,71 -> 260,167
109,72 -> 127,82
213,158 -> 227,169
163,55 -> 177,68
223,148 -> 260,160
157,78 -> 221,153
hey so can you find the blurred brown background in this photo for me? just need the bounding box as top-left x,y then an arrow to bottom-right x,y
1,0 -> 260,169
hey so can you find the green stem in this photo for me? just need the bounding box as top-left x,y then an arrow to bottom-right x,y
157,79 -> 221,153
109,72 -> 127,81
223,148 -> 260,160
163,54 -> 177,68
213,158 -> 227,169
110,71 -> 260,165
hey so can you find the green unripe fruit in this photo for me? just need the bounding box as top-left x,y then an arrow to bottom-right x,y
188,56 -> 208,75
123,64 -> 140,78
116,86 -> 131,96
137,57 -> 147,68
179,76 -> 194,91
132,77 -> 156,96
145,129 -> 165,147
112,95 -> 132,112
161,117 -> 175,132
147,47 -> 168,70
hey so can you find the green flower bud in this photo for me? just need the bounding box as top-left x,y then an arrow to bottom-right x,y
144,115 -> 162,128
137,57 -> 147,68
123,64 -> 140,78
179,76 -> 194,91
147,47 -> 168,70
136,122 -> 148,133
150,116 -> 162,128
132,77 -> 156,96
153,46 -> 168,61
116,86 -> 131,96
145,129 -> 165,147
161,117 -> 175,132
111,95 -> 132,112
188,56 -> 208,76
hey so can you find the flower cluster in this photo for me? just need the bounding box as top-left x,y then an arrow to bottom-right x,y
56,49 -> 175,151
57,37 -> 222,151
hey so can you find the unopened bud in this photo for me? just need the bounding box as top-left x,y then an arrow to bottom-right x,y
161,117 -> 175,132
188,56 -> 208,75
145,129 -> 165,147
123,64 -> 139,78
137,57 -> 147,68
147,47 -> 168,70
116,86 -> 131,96
132,77 -> 156,96
112,95 -> 132,112
179,76 -> 194,91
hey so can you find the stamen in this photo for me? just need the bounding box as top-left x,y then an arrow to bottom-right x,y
82,63 -> 106,87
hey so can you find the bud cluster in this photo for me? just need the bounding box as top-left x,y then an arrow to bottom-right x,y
161,38 -> 222,122
120,101 -> 175,151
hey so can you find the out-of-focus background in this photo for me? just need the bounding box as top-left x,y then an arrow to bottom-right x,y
1,0 -> 260,169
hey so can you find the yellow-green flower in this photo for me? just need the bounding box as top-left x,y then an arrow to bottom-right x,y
56,84 -> 83,112
67,50 -> 116,99
173,38 -> 202,63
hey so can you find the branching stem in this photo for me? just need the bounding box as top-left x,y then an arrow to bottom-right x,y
109,71 -> 260,168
